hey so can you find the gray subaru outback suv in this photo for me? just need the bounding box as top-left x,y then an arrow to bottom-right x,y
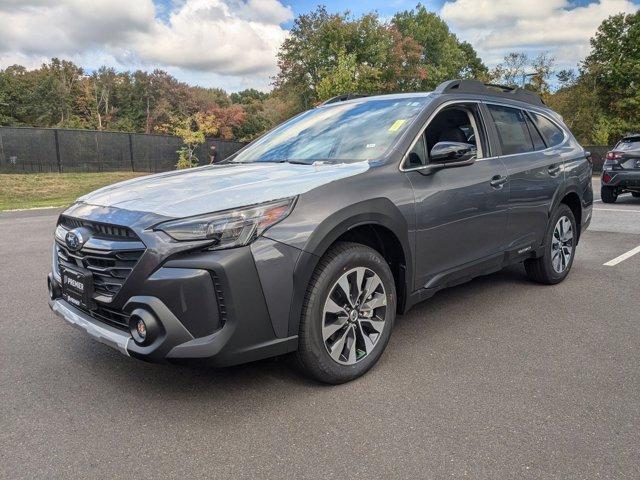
48,80 -> 593,383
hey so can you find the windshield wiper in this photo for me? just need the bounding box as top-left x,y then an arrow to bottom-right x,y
257,159 -> 315,165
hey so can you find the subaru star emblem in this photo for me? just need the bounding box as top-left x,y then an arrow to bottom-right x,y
65,228 -> 88,251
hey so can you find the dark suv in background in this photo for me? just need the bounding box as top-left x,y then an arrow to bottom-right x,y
601,133 -> 640,203
48,80 -> 593,384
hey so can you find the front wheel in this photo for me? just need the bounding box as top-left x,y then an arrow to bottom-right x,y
296,242 -> 397,384
524,204 -> 577,285
601,186 -> 618,203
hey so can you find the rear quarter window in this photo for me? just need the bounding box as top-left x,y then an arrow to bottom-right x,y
529,112 -> 565,147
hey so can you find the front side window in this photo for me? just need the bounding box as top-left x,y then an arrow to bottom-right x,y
529,112 -> 565,147
487,105 -> 533,156
229,97 -> 430,165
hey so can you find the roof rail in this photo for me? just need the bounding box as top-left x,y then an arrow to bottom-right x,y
435,79 -> 546,107
320,93 -> 371,106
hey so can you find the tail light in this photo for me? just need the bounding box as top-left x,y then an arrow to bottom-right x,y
604,151 -> 623,171
602,172 -> 612,183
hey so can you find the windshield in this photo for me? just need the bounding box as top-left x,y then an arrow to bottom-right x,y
616,138 -> 640,151
229,97 -> 430,164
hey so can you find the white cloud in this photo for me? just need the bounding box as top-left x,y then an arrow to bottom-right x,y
132,0 -> 292,75
0,0 -> 293,90
0,0 -> 155,55
441,0 -> 639,68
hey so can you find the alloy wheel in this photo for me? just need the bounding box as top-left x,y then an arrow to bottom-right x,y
322,267 -> 387,365
551,216 -> 573,273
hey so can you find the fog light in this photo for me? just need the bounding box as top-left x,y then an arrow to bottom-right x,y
136,319 -> 147,340
129,309 -> 159,346
130,315 -> 147,344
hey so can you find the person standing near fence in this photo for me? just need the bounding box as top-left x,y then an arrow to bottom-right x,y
209,145 -> 218,164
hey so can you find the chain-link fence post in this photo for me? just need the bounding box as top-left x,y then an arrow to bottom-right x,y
53,129 -> 62,173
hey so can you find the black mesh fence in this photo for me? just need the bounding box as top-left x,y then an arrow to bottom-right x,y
0,126 -> 246,173
0,126 -> 609,174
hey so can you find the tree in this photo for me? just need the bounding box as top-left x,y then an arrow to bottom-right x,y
490,52 -> 555,96
315,50 -> 380,101
274,5 -> 487,112
167,112 -> 221,169
90,67 -> 119,130
583,11 -> 640,141
0,65 -> 34,125
391,4 -> 487,88
545,11 -> 640,144
490,52 -> 529,87
275,7 -> 390,110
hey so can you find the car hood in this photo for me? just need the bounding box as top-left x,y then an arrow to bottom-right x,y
77,161 -> 370,218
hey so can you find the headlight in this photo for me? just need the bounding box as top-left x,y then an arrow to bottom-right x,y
155,197 -> 296,249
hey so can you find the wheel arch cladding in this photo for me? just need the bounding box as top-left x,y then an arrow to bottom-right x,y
287,198 -> 412,336
560,191 -> 582,241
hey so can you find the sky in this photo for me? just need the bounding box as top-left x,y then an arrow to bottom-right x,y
0,0 -> 638,92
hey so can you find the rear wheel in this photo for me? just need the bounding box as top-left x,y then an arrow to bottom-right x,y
524,204 -> 577,285
601,186 -> 618,203
296,242 -> 396,384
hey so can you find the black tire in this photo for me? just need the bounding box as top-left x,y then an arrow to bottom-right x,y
296,242 -> 397,384
601,186 -> 618,203
524,204 -> 577,285
632,192 -> 640,198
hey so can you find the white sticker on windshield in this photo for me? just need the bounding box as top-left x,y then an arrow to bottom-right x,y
366,144 -> 376,148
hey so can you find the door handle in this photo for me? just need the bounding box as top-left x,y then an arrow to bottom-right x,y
490,175 -> 508,189
548,164 -> 561,177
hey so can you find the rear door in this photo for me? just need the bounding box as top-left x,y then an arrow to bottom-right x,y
485,104 -> 565,252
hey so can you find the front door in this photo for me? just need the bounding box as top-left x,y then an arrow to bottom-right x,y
405,102 -> 510,290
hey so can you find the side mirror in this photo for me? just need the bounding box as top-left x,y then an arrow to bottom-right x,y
430,141 -> 477,164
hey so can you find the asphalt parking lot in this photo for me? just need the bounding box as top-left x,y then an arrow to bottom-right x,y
1,178 -> 639,479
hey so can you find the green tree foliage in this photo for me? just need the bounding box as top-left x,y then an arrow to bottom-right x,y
274,5 -> 486,110
547,11 -> 640,144
0,60 -> 253,137
392,5 -> 487,86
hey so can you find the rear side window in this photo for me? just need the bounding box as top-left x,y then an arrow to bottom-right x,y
529,112 -> 565,147
487,105 -> 533,155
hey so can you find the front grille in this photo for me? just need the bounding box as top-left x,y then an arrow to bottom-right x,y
59,215 -> 139,240
57,243 -> 144,297
56,218 -> 145,299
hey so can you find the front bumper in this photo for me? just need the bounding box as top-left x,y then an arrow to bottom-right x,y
50,298 -> 132,356
49,237 -> 301,366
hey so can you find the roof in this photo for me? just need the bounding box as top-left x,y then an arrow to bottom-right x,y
316,79 -> 547,109
435,79 -> 546,107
